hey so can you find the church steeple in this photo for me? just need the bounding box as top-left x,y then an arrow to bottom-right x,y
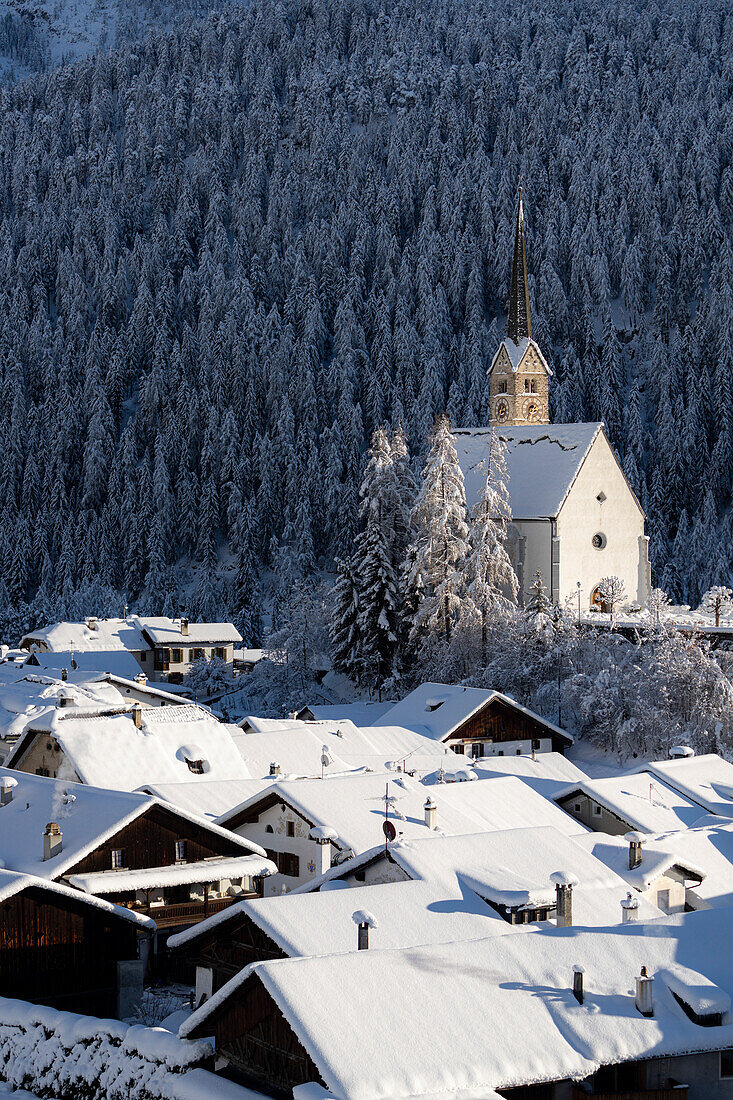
506,187 -> 532,343
488,184 -> 552,428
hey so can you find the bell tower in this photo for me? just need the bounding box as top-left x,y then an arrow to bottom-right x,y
489,188 -> 551,428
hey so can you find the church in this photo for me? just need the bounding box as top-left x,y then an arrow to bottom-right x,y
454,191 -> 651,612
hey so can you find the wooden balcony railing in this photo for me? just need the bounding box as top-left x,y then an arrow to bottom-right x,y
572,1087 -> 688,1100
111,894 -> 257,929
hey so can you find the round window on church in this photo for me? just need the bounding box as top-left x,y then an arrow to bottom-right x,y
592,532 -> 607,550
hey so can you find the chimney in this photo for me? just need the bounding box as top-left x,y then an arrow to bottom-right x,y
180,617 -> 189,637
424,796 -> 437,830
43,822 -> 63,861
58,690 -> 70,708
61,668 -> 68,682
0,777 -> 17,806
132,704 -> 143,729
352,909 -> 378,950
621,892 -> 640,923
550,871 -> 578,928
288,711 -> 298,720
269,761 -> 281,777
86,617 -> 97,630
572,965 -> 584,1005
310,825 -> 337,876
626,831 -> 644,870
635,966 -> 654,1017
135,673 -> 147,686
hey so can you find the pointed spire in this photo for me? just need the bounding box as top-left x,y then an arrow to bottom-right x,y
507,185 -> 532,343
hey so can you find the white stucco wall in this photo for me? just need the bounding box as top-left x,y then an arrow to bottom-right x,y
234,802 -> 342,896
555,431 -> 649,609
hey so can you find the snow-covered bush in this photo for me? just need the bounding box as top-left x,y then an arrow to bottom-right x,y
700,586 -> 733,627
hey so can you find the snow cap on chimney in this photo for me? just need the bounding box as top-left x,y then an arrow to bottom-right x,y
353,909 -> 378,950
135,672 -> 147,686
669,745 -> 694,759
626,831 -> 645,870
550,870 -> 579,928
86,617 -> 97,630
0,776 -> 18,806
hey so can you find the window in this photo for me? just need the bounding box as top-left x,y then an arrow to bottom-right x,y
175,840 -> 187,862
140,651 -> 147,662
111,849 -> 124,869
190,648 -> 205,662
593,805 -> 602,816
154,648 -> 170,671
287,821 -> 295,837
498,380 -> 507,394
265,824 -> 274,833
596,491 -> 607,504
515,749 -> 522,755
592,532 -> 607,550
35,767 -> 50,777
185,758 -> 205,775
720,1051 -> 733,1078
524,379 -> 537,393
574,803 -> 581,813
171,648 -> 183,663
280,852 -> 300,877
213,647 -> 227,660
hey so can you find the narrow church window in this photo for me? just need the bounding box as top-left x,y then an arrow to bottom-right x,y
524,379 -> 531,392
499,381 -> 507,393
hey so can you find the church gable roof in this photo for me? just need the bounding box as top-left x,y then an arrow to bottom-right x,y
490,336 -> 552,376
454,423 -> 603,519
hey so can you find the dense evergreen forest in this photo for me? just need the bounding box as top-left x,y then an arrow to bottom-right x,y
0,0 -> 731,640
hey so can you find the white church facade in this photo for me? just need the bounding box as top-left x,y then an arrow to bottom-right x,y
455,191 -> 651,611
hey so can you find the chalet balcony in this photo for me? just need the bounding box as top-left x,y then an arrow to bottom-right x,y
571,1087 -> 688,1100
114,893 -> 258,929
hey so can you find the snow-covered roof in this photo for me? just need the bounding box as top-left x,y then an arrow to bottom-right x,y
136,617 -> 242,646
635,754 -> 733,818
218,773 -> 587,855
28,649 -> 144,679
182,908 -> 733,1097
0,766 -> 268,879
473,752 -> 587,799
140,778 -> 271,819
22,618 -> 149,653
6,705 -> 253,791
489,336 -> 551,376
372,682 -> 571,744
453,423 -> 603,519
0,670 -> 125,746
0,867 -> 155,931
68,854 -> 275,894
556,773 -> 707,833
232,718 -> 468,781
302,701 -> 395,724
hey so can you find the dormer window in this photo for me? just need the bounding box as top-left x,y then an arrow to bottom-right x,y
186,758 -> 205,774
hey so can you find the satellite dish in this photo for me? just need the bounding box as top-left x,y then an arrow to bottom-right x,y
321,753 -> 331,767
382,819 -> 397,842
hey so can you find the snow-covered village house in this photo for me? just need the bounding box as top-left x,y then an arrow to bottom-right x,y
20,615 -> 242,684
0,869 -> 153,1019
454,190 -> 651,611
0,768 -> 275,971
371,681 -> 573,758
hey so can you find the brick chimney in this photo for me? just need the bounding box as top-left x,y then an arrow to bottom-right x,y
132,704 -> 143,729
626,831 -> 644,870
43,822 -> 62,861
0,777 -> 17,806
424,796 -> 437,830
550,871 -> 579,928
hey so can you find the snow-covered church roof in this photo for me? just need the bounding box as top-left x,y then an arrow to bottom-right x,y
454,423 -> 603,519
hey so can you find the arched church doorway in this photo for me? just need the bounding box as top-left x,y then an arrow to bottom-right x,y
591,585 -> 611,614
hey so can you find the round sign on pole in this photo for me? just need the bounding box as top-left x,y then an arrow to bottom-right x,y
382,819 -> 397,842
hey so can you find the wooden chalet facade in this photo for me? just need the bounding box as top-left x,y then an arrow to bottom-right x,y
172,905 -> 288,1006
186,971 -> 325,1097
0,878 -> 145,1018
447,695 -> 571,757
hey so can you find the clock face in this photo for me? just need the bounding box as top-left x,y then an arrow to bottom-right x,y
495,398 -> 509,423
523,399 -> 540,422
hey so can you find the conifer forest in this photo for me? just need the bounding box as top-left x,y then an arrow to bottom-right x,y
0,0 -> 731,642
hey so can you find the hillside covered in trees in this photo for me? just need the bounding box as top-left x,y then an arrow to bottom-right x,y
0,0 -> 731,641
